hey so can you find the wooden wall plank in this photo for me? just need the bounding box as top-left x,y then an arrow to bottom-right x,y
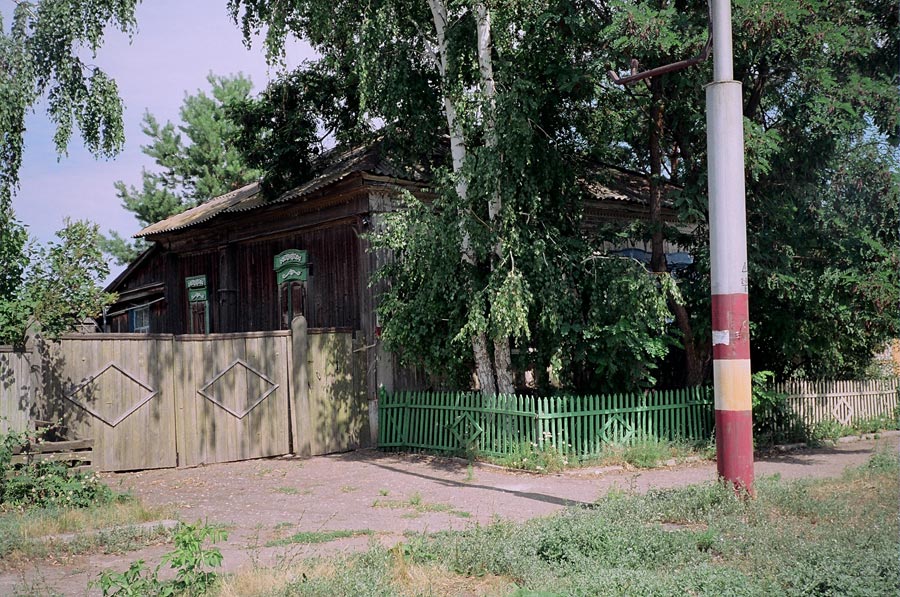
38,336 -> 177,471
0,348 -> 34,434
173,332 -> 291,466
306,331 -> 370,455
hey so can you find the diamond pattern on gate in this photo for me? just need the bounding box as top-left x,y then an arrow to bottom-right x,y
600,414 -> 636,444
197,359 -> 279,419
65,363 -> 158,427
831,398 -> 853,427
450,412 -> 484,448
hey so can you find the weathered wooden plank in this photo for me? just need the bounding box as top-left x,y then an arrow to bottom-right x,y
0,348 -> 34,435
174,332 -> 291,467
39,336 -> 177,472
12,439 -> 93,454
306,331 -> 370,456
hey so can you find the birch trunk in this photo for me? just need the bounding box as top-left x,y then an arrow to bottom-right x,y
428,0 -> 497,396
476,3 -> 515,395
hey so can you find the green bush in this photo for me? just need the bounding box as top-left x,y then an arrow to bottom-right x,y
94,521 -> 227,596
1,428 -> 116,510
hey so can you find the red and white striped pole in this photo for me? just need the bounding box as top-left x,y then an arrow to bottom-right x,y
707,0 -> 754,493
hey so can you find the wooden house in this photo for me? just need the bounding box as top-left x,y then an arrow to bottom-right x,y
105,139 -> 691,397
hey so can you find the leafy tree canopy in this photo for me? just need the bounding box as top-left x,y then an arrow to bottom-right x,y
0,0 -> 138,210
103,73 -> 264,264
0,218 -> 115,348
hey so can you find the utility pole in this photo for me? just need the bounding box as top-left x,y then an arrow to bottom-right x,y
608,1 -> 754,493
707,0 -> 754,493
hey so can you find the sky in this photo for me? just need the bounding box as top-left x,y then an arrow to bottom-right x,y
7,0 -> 315,279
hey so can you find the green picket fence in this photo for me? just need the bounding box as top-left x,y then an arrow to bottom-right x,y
378,387 -> 714,460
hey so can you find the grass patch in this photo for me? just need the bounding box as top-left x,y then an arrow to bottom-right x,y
487,436 -> 715,472
266,529 -> 374,548
0,496 -> 175,565
372,493 -> 471,519
228,449 -> 899,596
274,486 -> 300,495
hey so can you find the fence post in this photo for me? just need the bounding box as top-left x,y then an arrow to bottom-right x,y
290,316 -> 312,457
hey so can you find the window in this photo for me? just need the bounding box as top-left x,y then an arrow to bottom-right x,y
131,305 -> 150,333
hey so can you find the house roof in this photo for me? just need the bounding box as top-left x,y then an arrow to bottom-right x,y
135,138 -> 427,239
580,165 -> 680,207
134,138 -> 682,240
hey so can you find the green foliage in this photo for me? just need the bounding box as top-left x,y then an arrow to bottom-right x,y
94,521 -> 227,597
0,218 -> 114,347
2,461 -> 116,510
599,0 -> 899,382
104,73 -> 263,264
0,428 -> 115,510
491,442 -> 569,474
751,372 -> 806,446
228,69 -> 330,198
0,0 -> 138,209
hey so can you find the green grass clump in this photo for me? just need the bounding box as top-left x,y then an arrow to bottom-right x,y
266,529 -> 374,548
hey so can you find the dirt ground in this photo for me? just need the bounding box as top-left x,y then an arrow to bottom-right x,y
3,433 -> 897,596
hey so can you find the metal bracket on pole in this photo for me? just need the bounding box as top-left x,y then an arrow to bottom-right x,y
607,34 -> 711,86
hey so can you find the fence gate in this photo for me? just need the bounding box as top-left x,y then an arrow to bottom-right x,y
174,332 -> 292,467
41,335 -> 178,472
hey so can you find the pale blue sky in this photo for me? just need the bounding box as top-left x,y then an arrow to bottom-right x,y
7,0 -> 313,277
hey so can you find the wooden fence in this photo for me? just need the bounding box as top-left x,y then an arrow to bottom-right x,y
378,387 -> 714,460
0,348 -> 34,435
0,317 -> 370,471
756,379 -> 900,440
380,380 -> 900,459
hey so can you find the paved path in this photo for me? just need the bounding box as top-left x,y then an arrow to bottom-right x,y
2,434 -> 897,596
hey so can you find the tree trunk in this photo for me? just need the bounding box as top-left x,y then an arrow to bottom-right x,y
476,3 -> 514,393
429,0 -> 497,394
492,338 -> 515,394
648,78 -> 704,387
472,334 -> 497,396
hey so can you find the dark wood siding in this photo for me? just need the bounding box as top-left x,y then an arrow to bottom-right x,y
178,251 -> 220,332
235,221 -> 361,331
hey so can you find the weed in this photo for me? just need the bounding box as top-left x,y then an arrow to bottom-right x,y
378,489 -> 389,496
807,419 -> 847,446
93,521 -> 226,596
490,442 -> 568,473
208,460 -> 899,595
340,485 -> 358,493
372,495 -> 471,519
274,486 -> 299,495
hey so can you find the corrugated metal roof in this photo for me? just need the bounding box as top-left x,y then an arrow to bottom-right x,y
135,138 -> 425,239
579,166 -> 680,206
135,182 -> 263,237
